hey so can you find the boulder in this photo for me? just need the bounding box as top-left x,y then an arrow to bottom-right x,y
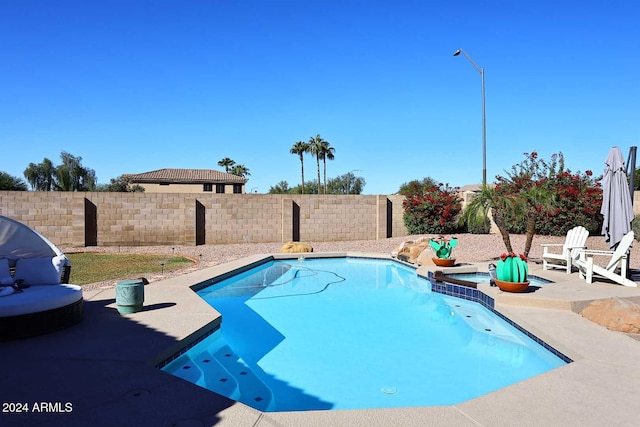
416,250 -> 436,266
280,242 -> 313,253
393,238 -> 430,264
580,297 -> 640,334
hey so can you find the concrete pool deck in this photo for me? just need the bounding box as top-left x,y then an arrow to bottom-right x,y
2,252 -> 640,426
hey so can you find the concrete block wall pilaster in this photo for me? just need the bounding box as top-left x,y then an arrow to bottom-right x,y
282,198 -> 293,242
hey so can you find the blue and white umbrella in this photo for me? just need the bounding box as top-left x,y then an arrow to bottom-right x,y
600,147 -> 634,249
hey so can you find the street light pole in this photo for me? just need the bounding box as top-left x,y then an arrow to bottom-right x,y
453,49 -> 486,187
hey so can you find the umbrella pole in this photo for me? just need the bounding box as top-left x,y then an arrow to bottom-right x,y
626,146 -> 636,204
625,146 -> 637,278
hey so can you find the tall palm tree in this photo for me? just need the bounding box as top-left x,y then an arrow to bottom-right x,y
290,141 -> 310,194
320,141 -> 335,194
308,134 -> 325,194
230,164 -> 251,178
218,157 -> 235,173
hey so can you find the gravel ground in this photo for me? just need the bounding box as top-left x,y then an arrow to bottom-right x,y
64,233 -> 639,291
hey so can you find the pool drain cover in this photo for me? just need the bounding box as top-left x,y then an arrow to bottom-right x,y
381,386 -> 398,395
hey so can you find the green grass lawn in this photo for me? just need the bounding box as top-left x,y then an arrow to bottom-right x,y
66,253 -> 195,285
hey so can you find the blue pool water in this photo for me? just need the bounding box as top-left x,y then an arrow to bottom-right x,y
444,272 -> 553,286
162,257 -> 567,411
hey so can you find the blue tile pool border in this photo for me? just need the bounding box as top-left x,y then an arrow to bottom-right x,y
442,271 -> 553,285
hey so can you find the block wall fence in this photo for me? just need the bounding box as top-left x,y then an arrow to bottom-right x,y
5,191 -> 639,248
0,191 -> 409,247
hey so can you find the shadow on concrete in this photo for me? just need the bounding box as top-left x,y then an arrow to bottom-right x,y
142,302 -> 177,312
0,297 -> 235,427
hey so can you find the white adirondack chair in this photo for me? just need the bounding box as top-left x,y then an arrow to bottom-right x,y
541,226 -> 589,273
575,230 -> 636,287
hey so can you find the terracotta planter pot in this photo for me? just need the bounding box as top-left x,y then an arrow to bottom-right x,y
494,279 -> 530,293
432,257 -> 456,267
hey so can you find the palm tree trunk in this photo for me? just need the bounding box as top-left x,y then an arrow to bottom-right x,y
300,155 -> 305,194
316,157 -> 321,195
523,207 -> 537,258
491,208 -> 514,253
323,158 -> 327,193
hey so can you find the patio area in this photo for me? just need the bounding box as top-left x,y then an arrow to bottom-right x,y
3,253 -> 640,427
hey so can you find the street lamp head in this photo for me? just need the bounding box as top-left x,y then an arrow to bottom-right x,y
453,49 -> 461,56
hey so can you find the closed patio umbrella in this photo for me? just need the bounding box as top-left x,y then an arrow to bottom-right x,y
600,147 -> 634,249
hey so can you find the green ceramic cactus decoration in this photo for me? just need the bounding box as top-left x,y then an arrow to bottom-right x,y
429,236 -> 458,259
496,254 -> 529,282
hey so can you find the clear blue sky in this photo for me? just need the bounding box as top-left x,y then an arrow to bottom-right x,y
1,0 -> 639,194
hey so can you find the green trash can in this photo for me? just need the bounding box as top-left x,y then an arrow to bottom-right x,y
116,279 -> 145,314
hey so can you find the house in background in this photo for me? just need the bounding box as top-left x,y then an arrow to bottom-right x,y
123,168 -> 247,194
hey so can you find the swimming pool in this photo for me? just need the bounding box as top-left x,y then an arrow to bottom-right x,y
162,257 -> 568,411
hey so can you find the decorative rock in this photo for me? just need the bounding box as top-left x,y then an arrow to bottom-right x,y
416,250 -> 436,266
280,242 -> 313,253
391,241 -> 409,258
580,297 -> 640,334
393,237 -> 430,264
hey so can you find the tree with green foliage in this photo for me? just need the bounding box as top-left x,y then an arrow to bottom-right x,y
268,180 -> 319,194
217,157 -> 235,173
290,141 -> 310,194
24,158 -> 56,191
293,180 -> 319,194
55,151 -> 97,191
24,153 -> 96,191
96,175 -> 145,192
268,181 -> 291,194
327,172 -> 365,194
0,171 -> 28,190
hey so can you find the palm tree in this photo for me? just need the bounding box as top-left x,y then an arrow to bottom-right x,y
320,141 -> 335,194
218,157 -> 235,173
230,164 -> 251,178
308,134 -> 325,194
290,141 -> 310,194
460,184 -> 555,258
460,185 -> 516,254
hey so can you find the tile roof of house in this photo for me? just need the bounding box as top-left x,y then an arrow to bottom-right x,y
124,168 -> 247,184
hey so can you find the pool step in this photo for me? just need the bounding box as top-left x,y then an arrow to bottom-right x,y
193,351 -> 241,400
213,346 -> 275,411
451,302 -> 525,344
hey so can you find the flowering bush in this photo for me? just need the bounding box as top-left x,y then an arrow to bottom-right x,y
496,152 -> 603,236
402,180 -> 462,234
